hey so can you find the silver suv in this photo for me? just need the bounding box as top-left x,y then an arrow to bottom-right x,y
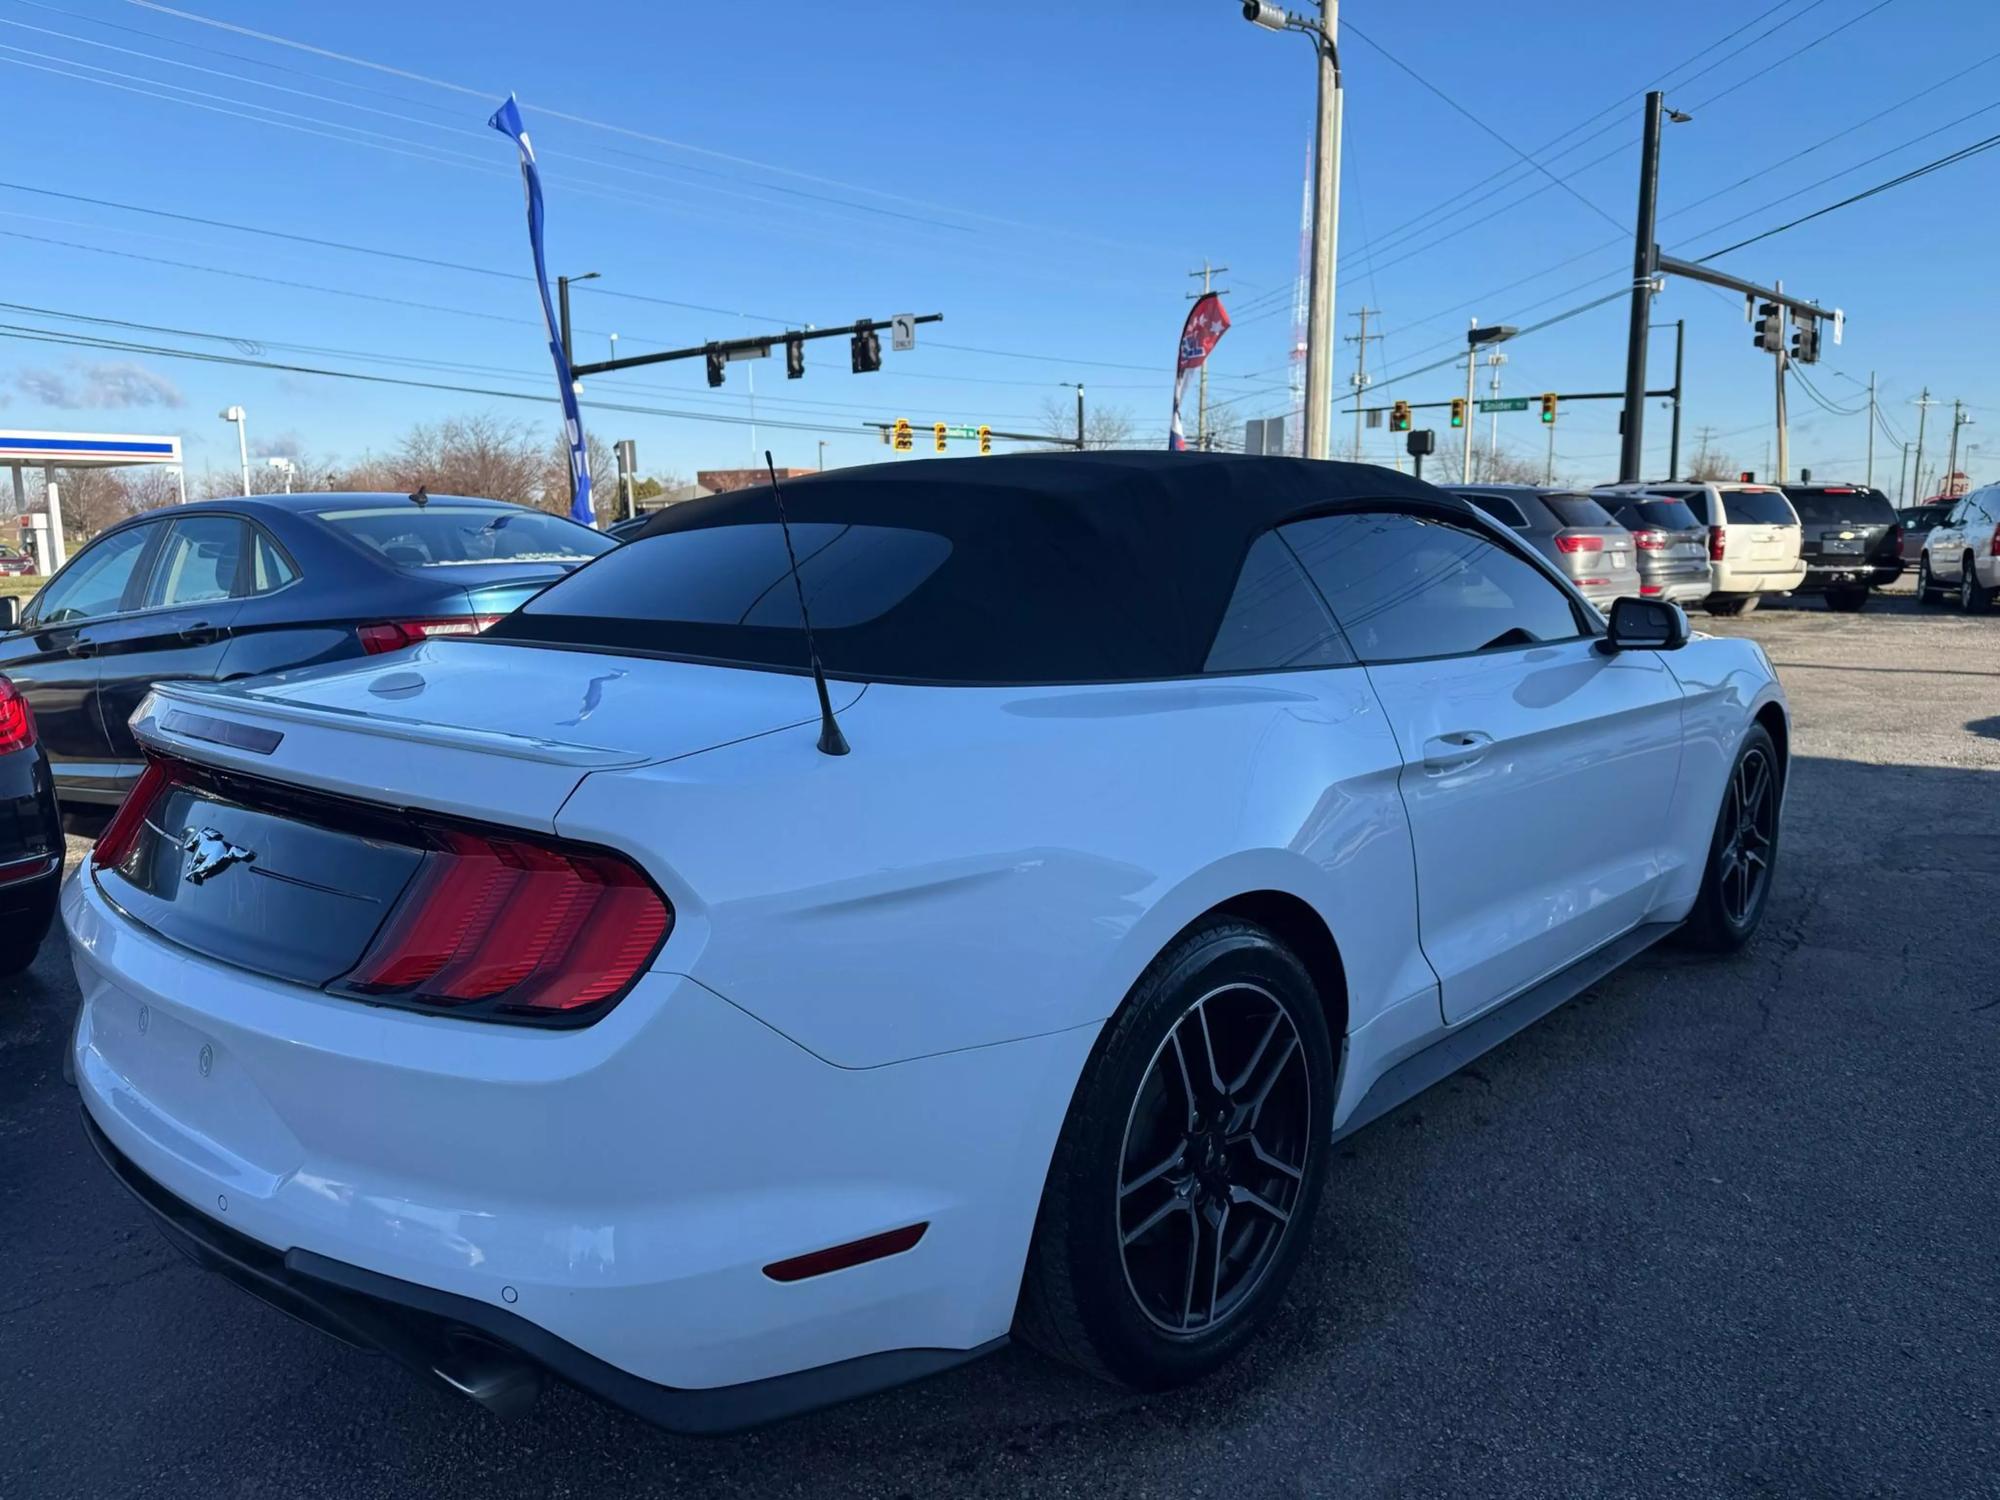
1917,485 -> 2000,612
1597,481 -> 1804,616
1445,485 -> 1640,612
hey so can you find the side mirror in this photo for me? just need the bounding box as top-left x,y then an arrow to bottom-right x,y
1600,595 -> 1688,653
0,597 -> 18,632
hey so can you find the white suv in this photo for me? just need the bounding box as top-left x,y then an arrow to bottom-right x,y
1916,485 -> 2000,612
1597,481 -> 1805,616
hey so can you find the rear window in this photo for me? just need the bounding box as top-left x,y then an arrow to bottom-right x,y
1722,489 -> 1798,526
313,504 -> 613,567
1540,494 -> 1617,528
1612,500 -> 1701,532
1461,493 -> 1531,528
1781,487 -> 1896,526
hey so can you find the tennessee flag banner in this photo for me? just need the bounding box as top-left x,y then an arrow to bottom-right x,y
1169,292 -> 1232,451
489,94 -> 595,525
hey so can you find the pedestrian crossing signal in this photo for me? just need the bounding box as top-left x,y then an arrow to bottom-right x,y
1540,392 -> 1558,424
892,418 -> 913,452
934,422 -> 947,454
978,424 -> 992,455
1450,398 -> 1466,429
1390,400 -> 1411,433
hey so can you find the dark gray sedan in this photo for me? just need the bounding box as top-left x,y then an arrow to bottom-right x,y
1446,485 -> 1641,612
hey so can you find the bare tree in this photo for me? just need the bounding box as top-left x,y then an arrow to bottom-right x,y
1686,430 -> 1738,483
1036,394 -> 1137,450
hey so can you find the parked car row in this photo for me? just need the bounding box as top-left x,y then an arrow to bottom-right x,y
1452,479 -> 1923,616
0,492 -> 612,814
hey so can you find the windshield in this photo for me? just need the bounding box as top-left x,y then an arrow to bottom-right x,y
1782,487 -> 1896,526
312,504 -> 613,567
1612,500 -> 1701,532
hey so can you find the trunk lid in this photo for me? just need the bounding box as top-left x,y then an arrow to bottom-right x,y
429,561 -> 573,617
131,638 -> 865,832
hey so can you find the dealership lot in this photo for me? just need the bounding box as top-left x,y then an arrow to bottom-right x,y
4,588 -> 1996,1500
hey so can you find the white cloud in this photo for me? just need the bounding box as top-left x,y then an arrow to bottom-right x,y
10,360 -> 186,410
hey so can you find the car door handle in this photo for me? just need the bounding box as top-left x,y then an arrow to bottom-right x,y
1422,730 -> 1493,774
64,637 -> 96,658
177,622 -> 223,643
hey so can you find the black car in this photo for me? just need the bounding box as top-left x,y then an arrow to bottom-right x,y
1781,484 -> 1902,611
0,493 -> 614,814
0,675 -> 64,975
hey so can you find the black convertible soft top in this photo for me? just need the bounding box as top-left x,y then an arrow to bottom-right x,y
498,452 -> 1473,684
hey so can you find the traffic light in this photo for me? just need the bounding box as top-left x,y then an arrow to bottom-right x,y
978,424 -> 992,456
934,422 -> 948,454
705,349 -> 725,388
1540,391 -> 1558,425
1790,318 -> 1819,364
1449,397 -> 1466,429
892,418 -> 913,451
785,335 -> 805,380
851,327 -> 882,374
1754,301 -> 1784,354
1390,400 -> 1412,432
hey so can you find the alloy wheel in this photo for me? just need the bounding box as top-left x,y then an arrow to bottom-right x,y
1116,983 -> 1310,1336
1716,746 -> 1777,927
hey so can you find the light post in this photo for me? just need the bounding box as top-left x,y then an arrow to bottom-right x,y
1242,1 -> 1340,461
1462,325 -> 1517,481
556,270 -> 600,376
608,332 -> 619,365
265,456 -> 296,494
219,406 -> 248,494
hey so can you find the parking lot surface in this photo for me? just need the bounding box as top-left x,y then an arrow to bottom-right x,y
4,587 -> 1996,1499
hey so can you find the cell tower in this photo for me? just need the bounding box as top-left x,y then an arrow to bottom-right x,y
1287,137 -> 1310,457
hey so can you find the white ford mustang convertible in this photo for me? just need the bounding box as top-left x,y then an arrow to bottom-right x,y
66,452 -> 1788,1429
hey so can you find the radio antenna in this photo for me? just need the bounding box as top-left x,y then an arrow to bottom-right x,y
763,451 -> 849,756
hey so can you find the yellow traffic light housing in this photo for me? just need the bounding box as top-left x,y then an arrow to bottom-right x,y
1540,392 -> 1558,425
1449,397 -> 1466,429
933,422 -> 948,454
892,418 -> 912,452
978,424 -> 992,456
1390,400 -> 1411,433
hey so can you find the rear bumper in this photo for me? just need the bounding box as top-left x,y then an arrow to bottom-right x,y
65,868 -> 1091,1410
1636,577 -> 1711,605
83,1108 -> 1002,1433
1709,561 -> 1807,596
1794,561 -> 1901,592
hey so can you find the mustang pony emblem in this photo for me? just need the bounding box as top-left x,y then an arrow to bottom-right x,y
180,827 -> 254,884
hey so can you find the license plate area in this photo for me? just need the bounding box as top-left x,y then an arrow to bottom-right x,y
1823,538 -> 1863,554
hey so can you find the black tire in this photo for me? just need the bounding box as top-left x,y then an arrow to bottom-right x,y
1706,595 -> 1759,617
0,888 -> 55,977
1824,587 -> 1869,612
1017,918 -> 1334,1390
1917,555 -> 1944,605
1961,554 -> 1992,614
1682,723 -> 1782,953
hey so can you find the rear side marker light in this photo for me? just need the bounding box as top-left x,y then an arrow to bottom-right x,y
763,1224 -> 929,1283
1554,534 -> 1604,554
358,616 -> 504,655
0,676 -> 36,754
1709,525 -> 1728,561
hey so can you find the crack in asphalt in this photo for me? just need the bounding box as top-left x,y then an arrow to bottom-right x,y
0,1258 -> 175,1320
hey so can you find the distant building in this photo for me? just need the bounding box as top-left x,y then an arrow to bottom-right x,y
697,467 -> 814,494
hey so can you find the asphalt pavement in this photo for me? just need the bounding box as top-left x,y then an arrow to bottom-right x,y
4,584 -> 1997,1499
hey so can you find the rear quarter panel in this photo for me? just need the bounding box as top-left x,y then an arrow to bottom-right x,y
555,670 -> 1437,1069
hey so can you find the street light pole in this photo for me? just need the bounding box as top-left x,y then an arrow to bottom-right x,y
1462,333 -> 1478,482
1618,91 -> 1664,484
1243,2 -> 1340,460
220,406 -> 248,495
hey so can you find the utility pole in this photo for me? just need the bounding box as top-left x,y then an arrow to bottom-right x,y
1866,371 -> 1877,489
1545,412 -> 1556,485
1946,399 -> 1972,490
1188,260 -> 1231,449
1898,441 -> 1911,505
1774,279 -> 1790,484
1345,306 -> 1381,460
1485,349 -> 1508,479
1462,322 -> 1478,482
1618,91 -> 1665,484
1911,387 -> 1936,501
1668,318 -> 1685,480
818,440 -> 827,473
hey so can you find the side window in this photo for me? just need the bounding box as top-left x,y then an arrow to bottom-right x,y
250,527 -> 299,594
1204,531 -> 1352,674
1468,495 -> 1530,528
1681,491 -> 1712,524
28,526 -> 153,624
144,516 -> 251,608
1283,511 -> 1584,663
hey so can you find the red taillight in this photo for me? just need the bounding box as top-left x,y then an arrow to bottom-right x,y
344,823 -> 670,1016
1990,524 -> 2000,559
763,1224 -> 929,1283
1639,583 -> 1663,596
1890,524 -> 1905,559
1631,530 -> 1669,551
1554,533 -> 1605,554
93,760 -> 177,869
358,616 -> 503,655
1709,525 -> 1727,561
0,677 -> 36,754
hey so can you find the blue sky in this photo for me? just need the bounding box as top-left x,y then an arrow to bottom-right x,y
2,0 -> 1995,497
